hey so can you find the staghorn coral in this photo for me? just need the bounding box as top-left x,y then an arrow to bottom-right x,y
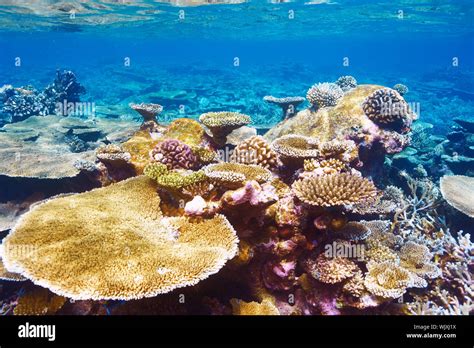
364,261 -> 419,299
230,298 -> 280,315
129,102 -> 163,123
292,173 -> 378,207
440,175 -> 474,217
150,139 -> 198,170
1,176 -> 239,300
399,241 -> 440,279
230,135 -> 279,171
271,134 -> 320,167
306,82 -> 343,109
199,111 -> 251,145
14,288 -> 66,315
362,88 -> 413,130
305,253 -> 359,284
263,95 -> 305,119
203,162 -> 273,188
336,75 -> 358,92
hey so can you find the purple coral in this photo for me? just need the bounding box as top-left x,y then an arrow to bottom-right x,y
150,139 -> 198,170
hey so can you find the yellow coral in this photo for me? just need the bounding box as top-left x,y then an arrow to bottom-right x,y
271,134 -> 319,166
318,139 -> 357,163
203,162 -> 273,188
364,261 -> 413,299
164,118 -> 205,147
292,173 -> 378,207
121,130 -> 160,174
2,177 -> 238,300
230,298 -> 279,315
144,162 -> 208,194
230,135 -> 279,171
14,288 -> 66,315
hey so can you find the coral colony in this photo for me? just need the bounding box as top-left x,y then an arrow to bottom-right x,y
0,72 -> 472,317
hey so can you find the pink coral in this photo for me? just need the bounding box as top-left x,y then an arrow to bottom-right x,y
150,139 -> 198,170
222,181 -> 278,207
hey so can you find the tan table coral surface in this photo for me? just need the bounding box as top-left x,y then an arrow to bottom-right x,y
1,176 -> 238,300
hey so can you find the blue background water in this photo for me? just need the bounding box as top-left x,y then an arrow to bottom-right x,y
0,0 -> 473,132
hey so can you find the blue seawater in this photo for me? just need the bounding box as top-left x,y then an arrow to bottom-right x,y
0,0 -> 473,132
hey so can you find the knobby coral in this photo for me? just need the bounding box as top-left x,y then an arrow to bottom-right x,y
292,173 -> 378,207
1,176 -> 239,300
230,135 -> 279,171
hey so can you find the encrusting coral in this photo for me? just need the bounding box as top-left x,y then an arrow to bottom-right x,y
1,176 -> 239,300
230,135 -> 279,171
306,82 -> 343,109
292,173 -> 378,207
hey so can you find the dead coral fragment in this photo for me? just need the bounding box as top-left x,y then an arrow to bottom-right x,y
306,82 -> 343,108
271,134 -> 320,166
230,298 -> 280,315
292,173 -> 378,207
2,177 -> 238,300
440,175 -> 474,217
230,135 -> 279,171
203,162 -> 273,188
364,261 -> 416,299
305,253 -> 359,284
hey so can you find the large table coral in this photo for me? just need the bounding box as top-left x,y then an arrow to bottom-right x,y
1,176 -> 238,300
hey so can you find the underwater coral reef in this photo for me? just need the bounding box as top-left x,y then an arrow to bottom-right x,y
0,73 -> 472,316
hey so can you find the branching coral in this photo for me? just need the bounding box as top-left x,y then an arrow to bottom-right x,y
1,177 -> 239,300
292,173 -> 378,207
440,175 -> 474,217
203,162 -> 273,188
199,111 -> 251,145
230,135 -> 279,171
306,82 -> 343,109
399,241 -> 440,279
362,88 -> 413,130
150,139 -> 198,170
271,134 -> 320,167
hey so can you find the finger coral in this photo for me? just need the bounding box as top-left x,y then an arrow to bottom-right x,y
364,261 -> 419,299
304,253 -> 359,284
271,134 -> 320,167
203,162 -> 273,188
199,111 -> 251,145
362,88 -> 413,130
291,173 -> 378,207
1,176 -> 238,300
230,135 -> 279,171
440,175 -> 474,217
150,139 -> 198,170
306,82 -> 343,109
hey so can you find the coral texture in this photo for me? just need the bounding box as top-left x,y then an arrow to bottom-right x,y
230,135 -> 279,170
203,162 -> 273,188
305,253 -> 359,284
271,134 -> 320,166
336,75 -> 357,92
150,139 -> 198,170
440,175 -> 474,217
129,103 -> 163,123
306,82 -> 343,108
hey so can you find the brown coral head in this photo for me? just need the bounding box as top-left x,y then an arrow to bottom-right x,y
271,134 -> 320,167
130,103 -> 163,122
362,88 -> 414,130
292,173 -> 378,208
230,135 -> 279,171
